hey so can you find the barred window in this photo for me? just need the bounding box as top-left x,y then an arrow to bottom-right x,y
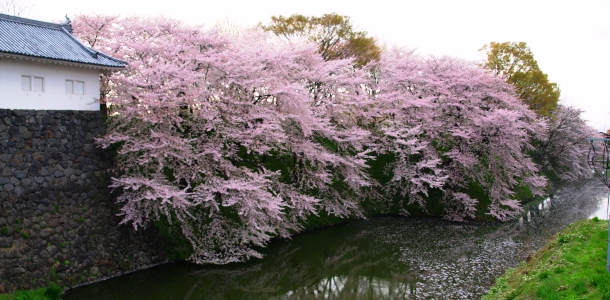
65,80 -> 84,95
22,75 -> 44,92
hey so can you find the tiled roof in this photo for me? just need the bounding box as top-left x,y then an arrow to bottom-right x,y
0,14 -> 126,69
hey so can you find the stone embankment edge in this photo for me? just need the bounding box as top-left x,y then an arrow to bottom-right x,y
0,109 -> 168,294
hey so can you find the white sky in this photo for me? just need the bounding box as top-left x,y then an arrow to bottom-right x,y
16,0 -> 610,132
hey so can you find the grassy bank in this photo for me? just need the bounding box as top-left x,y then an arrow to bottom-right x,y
0,283 -> 61,300
483,218 -> 610,299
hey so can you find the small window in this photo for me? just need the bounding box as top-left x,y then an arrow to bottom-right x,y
22,75 -> 43,92
74,81 -> 84,95
21,76 -> 31,91
65,80 -> 73,94
33,77 -> 43,92
65,80 -> 84,95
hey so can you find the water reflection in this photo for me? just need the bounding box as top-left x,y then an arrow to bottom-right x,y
277,275 -> 419,299
64,179 -> 609,300
590,195 -> 609,220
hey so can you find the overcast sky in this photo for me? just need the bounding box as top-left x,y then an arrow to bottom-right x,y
14,0 -> 610,131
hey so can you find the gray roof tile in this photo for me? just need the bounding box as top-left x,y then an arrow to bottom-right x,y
0,14 -> 126,68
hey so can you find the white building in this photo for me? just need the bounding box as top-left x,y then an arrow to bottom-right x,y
0,14 -> 126,111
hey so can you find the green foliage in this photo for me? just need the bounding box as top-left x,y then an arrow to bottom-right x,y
483,219 -> 610,299
48,268 -> 56,282
262,13 -> 381,67
0,283 -> 62,300
154,215 -> 194,261
109,140 -> 124,154
364,152 -> 505,221
149,126 -> 541,259
538,270 -> 550,279
43,283 -> 61,300
539,164 -> 562,184
299,210 -> 348,230
511,180 -> 535,201
469,180 -> 494,222
0,227 -> 7,235
480,41 -> 560,117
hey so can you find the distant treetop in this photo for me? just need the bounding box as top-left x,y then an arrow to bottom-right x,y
261,13 -> 381,67
480,41 -> 560,117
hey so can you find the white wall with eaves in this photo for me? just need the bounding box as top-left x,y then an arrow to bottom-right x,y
0,57 -> 101,110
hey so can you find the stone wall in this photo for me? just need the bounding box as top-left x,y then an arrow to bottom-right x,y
0,109 -> 167,293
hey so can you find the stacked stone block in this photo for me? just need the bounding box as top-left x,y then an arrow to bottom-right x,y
0,109 -> 167,293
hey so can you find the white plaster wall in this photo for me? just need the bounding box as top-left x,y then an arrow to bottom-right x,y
0,58 -> 101,110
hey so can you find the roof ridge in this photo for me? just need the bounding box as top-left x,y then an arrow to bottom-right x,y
0,13 -> 72,32
61,27 -> 97,56
59,27 -> 129,66
0,13 -> 126,69
96,51 -> 128,66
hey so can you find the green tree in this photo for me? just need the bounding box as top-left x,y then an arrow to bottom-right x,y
480,42 -> 560,116
261,13 -> 381,67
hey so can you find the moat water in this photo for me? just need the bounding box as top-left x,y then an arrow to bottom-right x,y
64,179 -> 609,299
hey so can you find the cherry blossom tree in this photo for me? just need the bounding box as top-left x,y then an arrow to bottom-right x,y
71,15 -> 580,264
365,49 -> 547,221
350,50 -> 447,214
74,15 -> 373,264
72,13 -> 118,48
532,105 -> 597,182
72,14 -> 121,110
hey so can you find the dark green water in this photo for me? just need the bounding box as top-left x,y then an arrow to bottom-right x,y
64,180 -> 609,299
